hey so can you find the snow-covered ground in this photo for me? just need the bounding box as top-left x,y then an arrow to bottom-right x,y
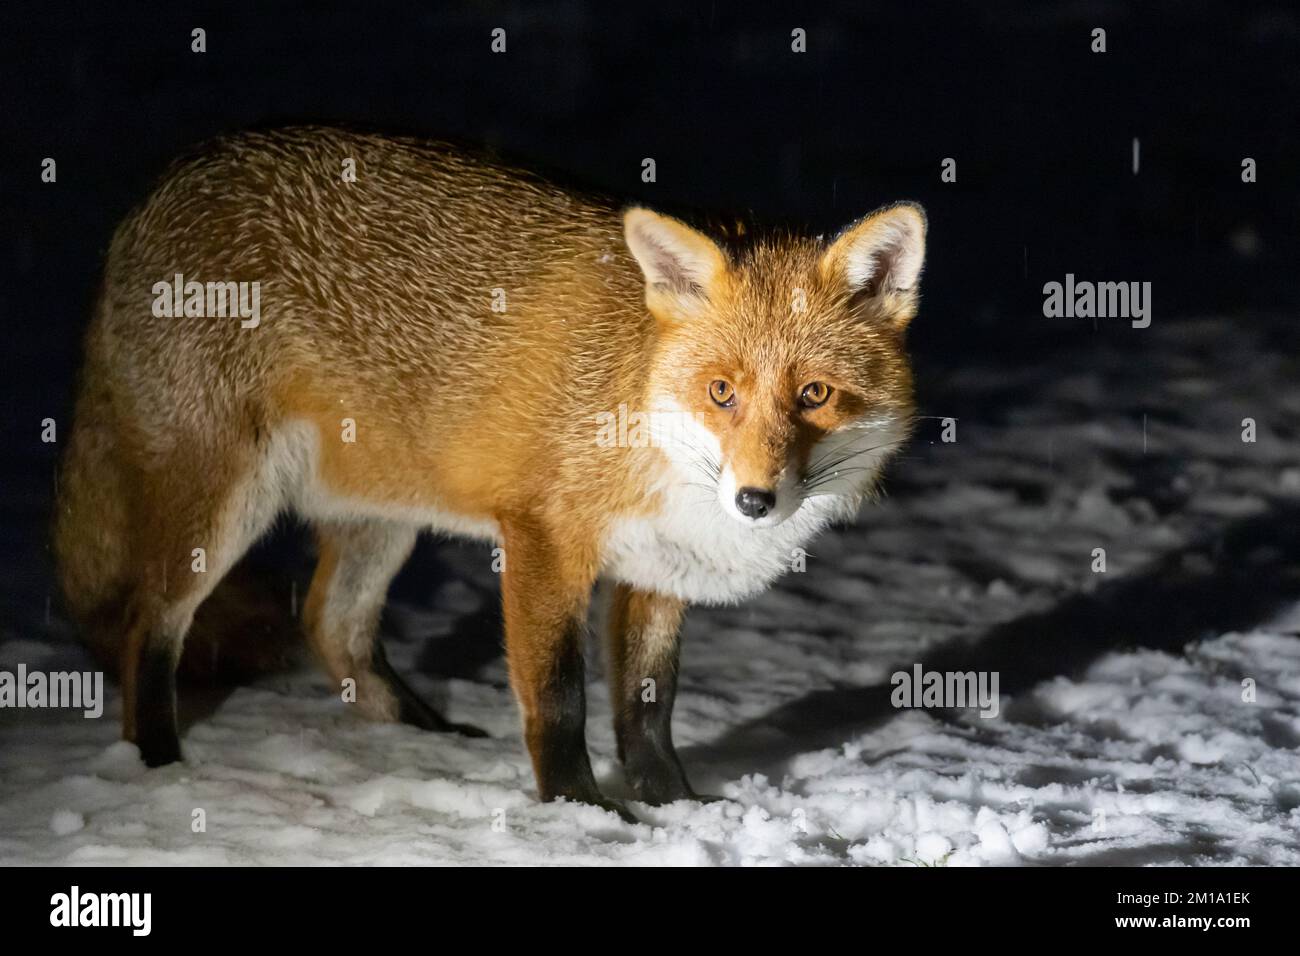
3,317 -> 1299,865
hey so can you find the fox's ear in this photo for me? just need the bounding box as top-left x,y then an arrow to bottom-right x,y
623,207 -> 729,320
821,203 -> 927,328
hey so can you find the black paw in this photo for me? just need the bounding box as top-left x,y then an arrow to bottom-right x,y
625,761 -> 704,807
587,796 -> 639,824
397,695 -> 487,738
543,780 -> 639,824
688,791 -> 727,805
138,735 -> 182,768
445,720 -> 489,739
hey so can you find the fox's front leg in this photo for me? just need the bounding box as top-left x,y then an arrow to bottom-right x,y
607,583 -> 703,804
499,517 -> 632,820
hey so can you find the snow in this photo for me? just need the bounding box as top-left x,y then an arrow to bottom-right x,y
2,317 -> 1299,865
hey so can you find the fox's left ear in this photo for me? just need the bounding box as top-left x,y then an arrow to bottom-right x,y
623,207 -> 729,322
821,203 -> 927,329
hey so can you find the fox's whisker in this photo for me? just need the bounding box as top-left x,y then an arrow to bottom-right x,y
803,439 -> 904,485
686,460 -> 720,484
800,468 -> 882,494
679,443 -> 721,478
804,433 -> 902,473
681,480 -> 718,493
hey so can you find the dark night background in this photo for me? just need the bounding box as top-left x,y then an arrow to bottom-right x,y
2,0 -> 1298,694
2,0 -> 1300,658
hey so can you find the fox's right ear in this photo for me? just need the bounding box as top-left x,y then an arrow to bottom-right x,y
623,207 -> 729,321
821,202 -> 927,330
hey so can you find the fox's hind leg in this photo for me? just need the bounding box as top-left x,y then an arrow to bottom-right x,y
122,452 -> 284,766
303,518 -> 485,736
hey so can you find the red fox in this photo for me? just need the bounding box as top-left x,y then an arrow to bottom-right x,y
54,127 -> 925,817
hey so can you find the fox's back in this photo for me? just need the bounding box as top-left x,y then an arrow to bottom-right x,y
92,127 -> 652,509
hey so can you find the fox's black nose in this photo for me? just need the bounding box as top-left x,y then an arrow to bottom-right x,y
735,487 -> 776,520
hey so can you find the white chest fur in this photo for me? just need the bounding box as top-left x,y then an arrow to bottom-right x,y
601,482 -> 856,604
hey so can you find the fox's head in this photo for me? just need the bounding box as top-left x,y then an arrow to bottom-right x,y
624,203 -> 925,527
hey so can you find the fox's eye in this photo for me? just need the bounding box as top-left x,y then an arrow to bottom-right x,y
799,382 -> 832,408
709,380 -> 736,407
